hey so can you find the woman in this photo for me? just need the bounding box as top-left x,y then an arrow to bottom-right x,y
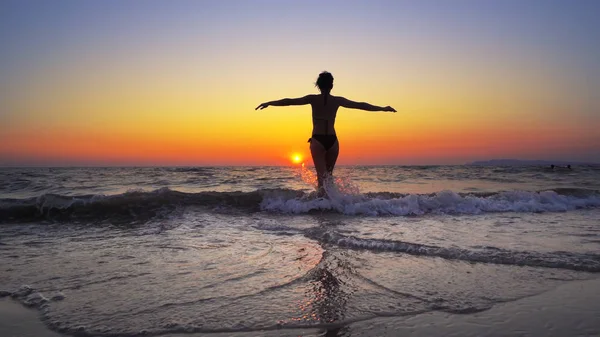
256,71 -> 396,196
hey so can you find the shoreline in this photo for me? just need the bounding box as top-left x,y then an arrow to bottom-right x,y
2,277 -> 599,337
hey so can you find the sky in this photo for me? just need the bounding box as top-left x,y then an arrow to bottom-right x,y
1,0 -> 599,166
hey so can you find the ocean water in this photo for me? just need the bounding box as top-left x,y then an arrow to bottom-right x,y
1,165 -> 599,336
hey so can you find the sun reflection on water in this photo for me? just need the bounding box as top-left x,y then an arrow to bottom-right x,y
282,252 -> 351,336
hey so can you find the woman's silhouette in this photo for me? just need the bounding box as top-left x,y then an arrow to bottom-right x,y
256,71 -> 396,196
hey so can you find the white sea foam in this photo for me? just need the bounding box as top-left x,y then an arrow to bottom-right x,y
260,190 -> 600,215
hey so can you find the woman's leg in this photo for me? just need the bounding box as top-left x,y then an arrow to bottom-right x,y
325,140 -> 339,175
310,140 -> 327,196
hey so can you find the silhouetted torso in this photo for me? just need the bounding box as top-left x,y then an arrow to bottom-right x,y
311,94 -> 340,135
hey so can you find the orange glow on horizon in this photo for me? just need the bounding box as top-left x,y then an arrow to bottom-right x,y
2,117 -> 597,166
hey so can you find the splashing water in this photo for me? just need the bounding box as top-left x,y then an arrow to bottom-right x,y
331,175 -> 361,196
299,163 -> 318,188
297,163 -> 361,198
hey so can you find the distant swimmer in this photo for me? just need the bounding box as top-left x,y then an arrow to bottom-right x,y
256,71 -> 396,196
549,164 -> 573,171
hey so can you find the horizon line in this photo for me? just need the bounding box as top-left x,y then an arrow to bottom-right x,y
1,162 -> 599,169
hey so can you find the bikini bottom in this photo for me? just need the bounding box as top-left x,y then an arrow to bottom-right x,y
309,134 -> 338,151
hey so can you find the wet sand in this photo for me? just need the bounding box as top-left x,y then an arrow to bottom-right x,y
0,298 -> 63,337
344,277 -> 600,337
2,278 -> 599,337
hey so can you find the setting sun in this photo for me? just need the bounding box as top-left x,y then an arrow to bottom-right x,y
291,153 -> 303,164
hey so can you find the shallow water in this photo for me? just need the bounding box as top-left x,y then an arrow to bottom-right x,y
1,165 -> 599,335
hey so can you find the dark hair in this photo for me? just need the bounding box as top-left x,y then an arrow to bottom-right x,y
315,71 -> 334,104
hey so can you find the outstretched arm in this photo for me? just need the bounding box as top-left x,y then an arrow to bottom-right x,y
338,97 -> 396,112
255,95 -> 313,110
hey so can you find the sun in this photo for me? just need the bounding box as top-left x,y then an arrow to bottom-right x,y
291,153 -> 303,164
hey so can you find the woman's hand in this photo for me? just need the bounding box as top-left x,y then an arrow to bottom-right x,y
255,102 -> 270,110
383,106 -> 396,112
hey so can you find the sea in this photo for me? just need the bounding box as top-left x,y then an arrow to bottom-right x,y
1,165 -> 599,336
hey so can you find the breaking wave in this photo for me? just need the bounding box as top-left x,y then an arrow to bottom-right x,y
1,188 -> 599,223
